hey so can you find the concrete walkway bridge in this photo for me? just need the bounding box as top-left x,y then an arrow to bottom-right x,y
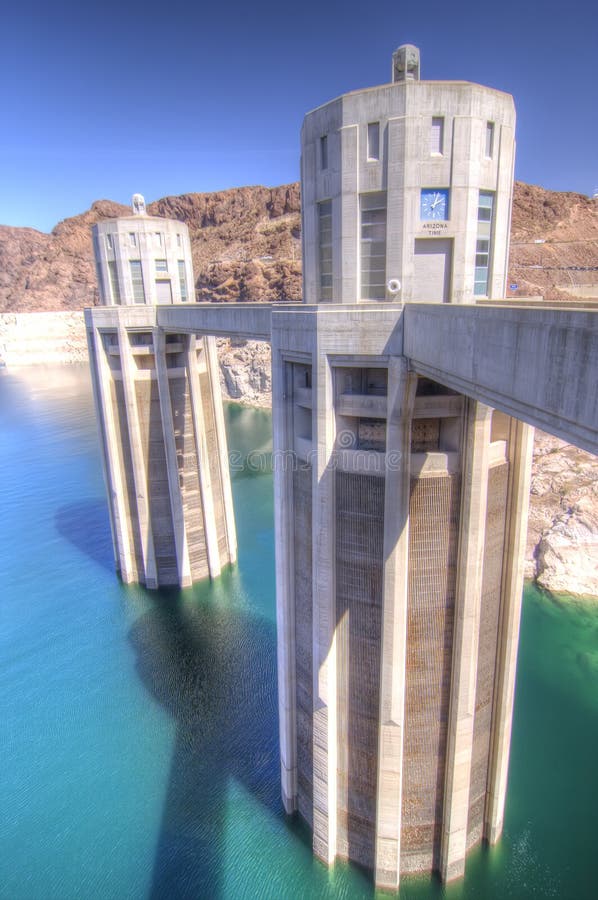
88,299 -> 598,454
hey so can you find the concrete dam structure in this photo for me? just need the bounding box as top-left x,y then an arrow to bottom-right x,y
86,46 -> 598,891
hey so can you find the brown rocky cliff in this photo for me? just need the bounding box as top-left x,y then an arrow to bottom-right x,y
508,182 -> 598,300
0,200 -> 131,313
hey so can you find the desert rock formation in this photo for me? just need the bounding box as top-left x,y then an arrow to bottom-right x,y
509,183 -> 598,300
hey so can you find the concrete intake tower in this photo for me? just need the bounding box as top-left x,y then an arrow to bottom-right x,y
88,201 -> 236,587
82,44 -> 598,892
274,44 -> 531,887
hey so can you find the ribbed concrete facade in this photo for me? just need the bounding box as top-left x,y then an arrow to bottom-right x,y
271,307 -> 533,887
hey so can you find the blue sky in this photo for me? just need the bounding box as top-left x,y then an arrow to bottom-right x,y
1,0 -> 596,232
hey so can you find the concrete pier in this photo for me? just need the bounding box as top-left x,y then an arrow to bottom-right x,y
86,315 -> 236,587
269,303 -> 535,887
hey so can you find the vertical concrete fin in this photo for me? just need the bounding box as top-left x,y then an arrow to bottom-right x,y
339,124 -> 359,303
185,335 -> 222,579
493,125 -> 516,298
374,359 -> 417,890
118,324 -> 158,588
153,328 -> 192,588
205,336 -> 237,564
440,400 -> 492,882
88,325 -> 134,581
485,418 -> 534,843
272,346 -> 298,812
85,326 -> 119,572
311,350 -> 338,864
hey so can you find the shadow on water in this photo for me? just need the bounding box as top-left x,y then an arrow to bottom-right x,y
55,499 -> 114,573
128,574 -> 282,899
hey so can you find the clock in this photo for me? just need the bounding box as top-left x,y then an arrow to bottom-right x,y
420,188 -> 449,221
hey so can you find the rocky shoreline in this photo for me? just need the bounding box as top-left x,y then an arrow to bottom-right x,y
1,310 -> 596,599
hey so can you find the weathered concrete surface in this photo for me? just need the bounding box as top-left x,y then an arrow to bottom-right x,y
157,302 -> 276,340
85,306 -> 237,588
403,303 -> 598,455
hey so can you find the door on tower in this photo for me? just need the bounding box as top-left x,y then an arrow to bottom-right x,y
412,238 -> 453,302
155,279 -> 173,304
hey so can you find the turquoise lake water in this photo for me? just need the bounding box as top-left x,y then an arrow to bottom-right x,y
1,364 -> 597,899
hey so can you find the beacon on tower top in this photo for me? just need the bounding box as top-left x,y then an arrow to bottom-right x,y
392,44 -> 420,82
131,193 -> 147,216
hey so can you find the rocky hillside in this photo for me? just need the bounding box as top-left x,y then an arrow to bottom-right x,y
509,183 -> 598,300
527,431 -> 598,595
1,181 -> 597,313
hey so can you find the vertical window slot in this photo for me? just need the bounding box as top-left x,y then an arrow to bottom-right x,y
367,122 -> 380,160
431,117 -> 444,155
318,200 -> 333,301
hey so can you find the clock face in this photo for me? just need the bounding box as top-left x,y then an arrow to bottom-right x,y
420,189 -> 449,221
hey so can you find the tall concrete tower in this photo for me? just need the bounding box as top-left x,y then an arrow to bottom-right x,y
273,46 -> 532,889
87,196 -> 236,587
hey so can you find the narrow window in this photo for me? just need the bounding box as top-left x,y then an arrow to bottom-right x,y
360,192 -> 387,300
129,233 -> 136,247
178,260 -> 188,302
92,234 -> 107,303
320,135 -> 328,170
130,260 -> 146,304
106,233 -> 114,251
95,262 -> 107,304
431,117 -> 444,155
485,122 -> 495,158
155,232 -> 163,247
367,122 -> 380,161
107,261 -> 121,304
474,192 -> 494,296
155,258 -> 168,272
176,233 -> 182,248
318,200 -> 333,301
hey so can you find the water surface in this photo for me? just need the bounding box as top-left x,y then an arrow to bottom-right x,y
1,365 -> 596,899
